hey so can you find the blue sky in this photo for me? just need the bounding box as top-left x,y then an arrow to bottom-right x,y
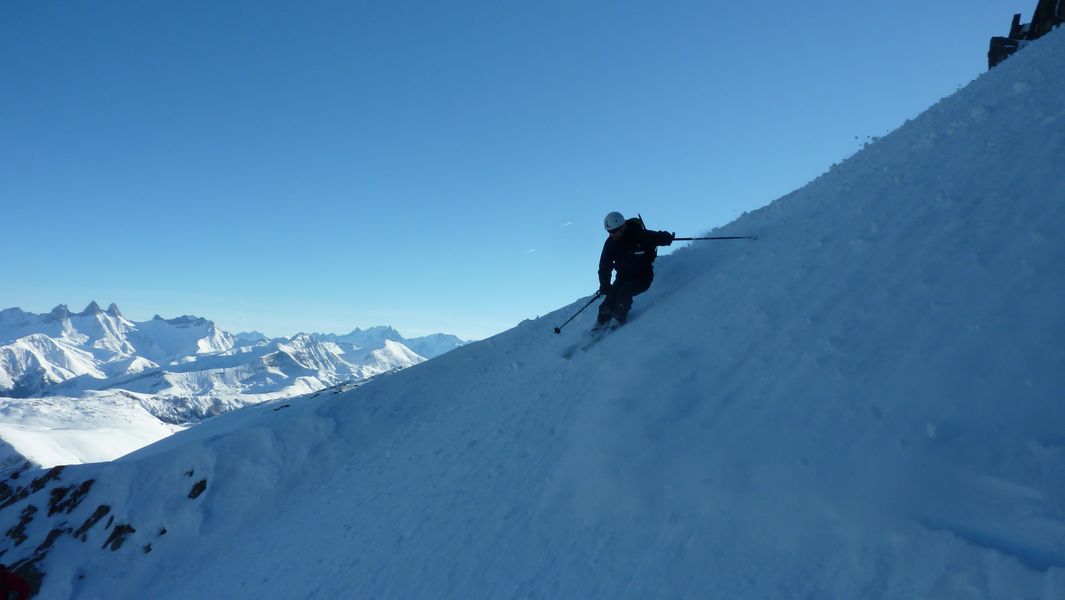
1,0 -> 1031,340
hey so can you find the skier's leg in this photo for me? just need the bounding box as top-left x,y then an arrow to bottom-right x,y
611,276 -> 652,323
597,288 -> 617,324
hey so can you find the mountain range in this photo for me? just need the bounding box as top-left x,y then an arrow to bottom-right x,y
0,303 -> 466,467
0,302 -> 465,401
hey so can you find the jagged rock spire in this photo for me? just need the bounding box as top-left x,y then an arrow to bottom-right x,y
46,304 -> 71,321
79,301 -> 103,316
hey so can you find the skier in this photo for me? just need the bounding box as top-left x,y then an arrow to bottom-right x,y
596,211 -> 674,329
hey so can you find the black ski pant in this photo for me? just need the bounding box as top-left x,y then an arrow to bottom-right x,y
598,273 -> 652,324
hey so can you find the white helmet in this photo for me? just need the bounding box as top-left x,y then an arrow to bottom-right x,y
603,211 -> 625,231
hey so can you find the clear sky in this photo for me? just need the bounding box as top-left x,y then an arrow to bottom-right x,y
0,0 -> 1032,340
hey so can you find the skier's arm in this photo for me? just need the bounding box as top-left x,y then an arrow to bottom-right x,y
598,242 -> 613,292
639,228 -> 675,247
654,230 -> 675,246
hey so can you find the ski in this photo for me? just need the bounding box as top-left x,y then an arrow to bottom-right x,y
579,328 -> 612,351
560,322 -> 620,359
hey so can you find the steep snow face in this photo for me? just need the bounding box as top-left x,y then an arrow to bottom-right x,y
4,29 -> 1065,600
373,339 -> 423,365
353,339 -> 424,375
127,315 -> 236,364
0,335 -> 104,395
64,303 -> 138,359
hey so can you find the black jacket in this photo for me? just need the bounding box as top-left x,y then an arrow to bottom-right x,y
599,219 -> 673,289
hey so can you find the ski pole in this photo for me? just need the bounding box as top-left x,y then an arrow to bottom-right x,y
674,235 -> 758,241
553,291 -> 602,334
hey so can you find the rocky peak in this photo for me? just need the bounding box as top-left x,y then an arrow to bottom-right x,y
290,332 -> 314,345
78,301 -> 103,316
45,304 -> 71,322
351,325 -> 402,338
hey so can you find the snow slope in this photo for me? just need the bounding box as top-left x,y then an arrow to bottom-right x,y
0,394 -> 184,471
124,314 -> 235,365
0,335 -> 103,395
3,28 -> 1064,600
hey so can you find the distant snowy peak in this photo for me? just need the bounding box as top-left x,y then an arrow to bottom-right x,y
355,325 -> 403,338
71,301 -> 123,318
131,315 -> 235,363
274,335 -> 423,376
316,325 -> 404,348
372,339 -> 424,367
151,314 -> 210,327
288,332 -> 316,345
312,326 -> 467,359
46,304 -> 70,322
78,301 -> 103,316
0,304 -> 78,335
234,331 -> 268,344
404,333 -> 466,359
0,302 -> 137,355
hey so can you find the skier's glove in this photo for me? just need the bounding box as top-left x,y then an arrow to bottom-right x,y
598,285 -> 612,296
663,231 -> 676,246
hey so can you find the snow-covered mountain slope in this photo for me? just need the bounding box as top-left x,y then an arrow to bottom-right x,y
0,303 -> 139,399
0,303 -> 137,361
123,314 -> 235,365
3,28 -> 1065,600
0,393 -> 184,473
77,335 -> 425,424
0,335 -> 104,396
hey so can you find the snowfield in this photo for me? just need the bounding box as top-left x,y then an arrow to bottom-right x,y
1,27 -> 1064,600
0,393 -> 185,469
